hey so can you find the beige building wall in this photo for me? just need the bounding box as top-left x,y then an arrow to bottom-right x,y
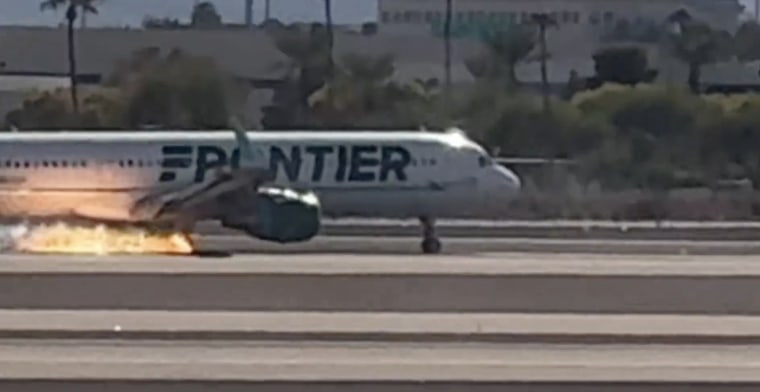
378,0 -> 742,35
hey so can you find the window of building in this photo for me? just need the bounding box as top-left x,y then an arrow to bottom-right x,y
468,10 -> 477,22
604,11 -> 614,24
572,12 -> 580,23
382,11 -> 390,23
393,12 -> 403,22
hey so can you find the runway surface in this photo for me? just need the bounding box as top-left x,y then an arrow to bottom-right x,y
195,235 -> 760,255
5,252 -> 760,314
199,219 -> 760,241
4,339 -> 760,382
5,242 -> 760,391
2,310 -> 760,344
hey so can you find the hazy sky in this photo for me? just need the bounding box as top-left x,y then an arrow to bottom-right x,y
0,0 -> 754,27
0,0 -> 378,26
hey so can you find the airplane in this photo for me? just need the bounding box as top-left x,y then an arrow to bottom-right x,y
0,124 -> 521,254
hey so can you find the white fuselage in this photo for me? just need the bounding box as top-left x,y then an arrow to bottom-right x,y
0,130 -> 521,224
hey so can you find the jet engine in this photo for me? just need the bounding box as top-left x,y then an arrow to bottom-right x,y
221,187 -> 321,243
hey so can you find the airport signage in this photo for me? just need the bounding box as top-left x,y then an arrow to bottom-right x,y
160,144 -> 412,184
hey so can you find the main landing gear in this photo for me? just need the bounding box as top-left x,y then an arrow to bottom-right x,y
420,216 -> 442,254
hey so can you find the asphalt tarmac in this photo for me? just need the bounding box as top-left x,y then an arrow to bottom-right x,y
4,252 -> 760,313
195,235 -> 760,255
3,339 -> 760,382
4,239 -> 760,391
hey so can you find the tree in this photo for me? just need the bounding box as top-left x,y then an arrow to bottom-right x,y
323,0 -> 335,111
531,13 -> 558,111
666,18 -> 732,93
589,46 -> 658,87
465,25 -> 536,85
308,53 -> 445,129
733,21 -> 760,61
324,0 -> 334,78
142,15 -> 184,30
444,0 -> 453,92
120,49 -> 234,128
264,24 -> 332,128
39,0 -> 101,116
191,1 -> 222,29
361,22 -> 378,36
308,53 -> 396,125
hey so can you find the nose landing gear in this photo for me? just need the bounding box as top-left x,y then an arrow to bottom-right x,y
420,216 -> 442,254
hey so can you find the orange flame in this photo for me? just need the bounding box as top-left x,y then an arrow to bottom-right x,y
13,223 -> 195,255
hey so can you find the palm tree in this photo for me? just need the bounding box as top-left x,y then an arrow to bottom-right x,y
530,13 -> 557,112
464,25 -> 536,85
323,0 -> 335,112
444,0 -> 453,91
324,0 -> 334,78
268,25 -> 332,126
666,17 -> 731,93
40,0 -> 100,116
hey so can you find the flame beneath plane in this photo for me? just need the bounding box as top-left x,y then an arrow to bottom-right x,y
11,223 -> 195,255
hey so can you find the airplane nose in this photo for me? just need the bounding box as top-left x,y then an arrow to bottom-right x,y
494,165 -> 521,193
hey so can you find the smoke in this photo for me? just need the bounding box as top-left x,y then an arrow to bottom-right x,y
0,223 -> 31,251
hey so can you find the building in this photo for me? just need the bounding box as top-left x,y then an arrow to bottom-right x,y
378,0 -> 744,40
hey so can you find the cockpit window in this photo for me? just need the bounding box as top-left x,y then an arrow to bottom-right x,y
478,155 -> 493,167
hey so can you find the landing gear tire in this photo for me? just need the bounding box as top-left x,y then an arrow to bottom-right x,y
419,216 -> 442,254
421,237 -> 442,254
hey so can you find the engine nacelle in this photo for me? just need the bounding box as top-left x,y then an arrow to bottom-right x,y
221,187 -> 321,243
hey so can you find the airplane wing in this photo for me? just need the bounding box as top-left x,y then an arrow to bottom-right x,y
129,119 -> 273,225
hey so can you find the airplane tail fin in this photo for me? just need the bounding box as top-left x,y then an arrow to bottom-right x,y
228,116 -> 256,165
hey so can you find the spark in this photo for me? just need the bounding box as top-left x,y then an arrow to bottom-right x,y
11,222 -> 195,255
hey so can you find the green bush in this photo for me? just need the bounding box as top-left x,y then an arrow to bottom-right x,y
569,84 -> 730,189
463,92 -> 611,158
8,48 -> 236,130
